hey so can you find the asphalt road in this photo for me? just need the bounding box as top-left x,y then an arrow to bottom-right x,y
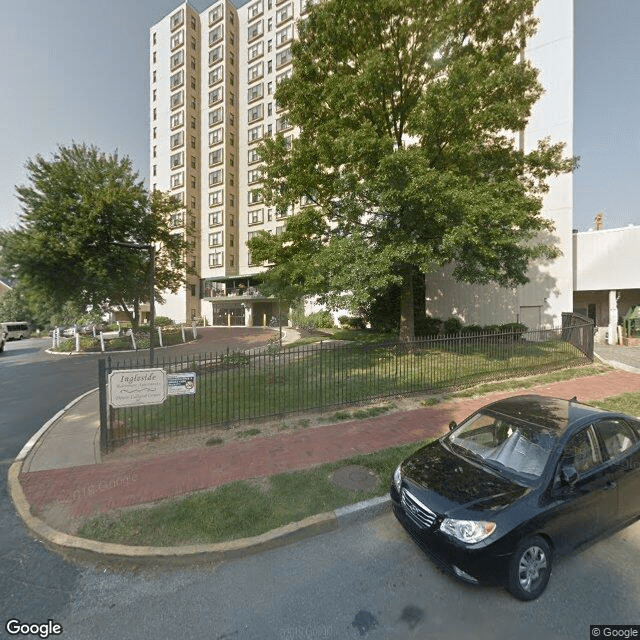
3,331 -> 640,639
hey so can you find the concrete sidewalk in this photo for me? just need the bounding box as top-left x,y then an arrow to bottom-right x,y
8,362 -> 640,564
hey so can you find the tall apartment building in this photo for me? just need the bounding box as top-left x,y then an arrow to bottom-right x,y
151,0 -> 573,329
150,0 -> 316,325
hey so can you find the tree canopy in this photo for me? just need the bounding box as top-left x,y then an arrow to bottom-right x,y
249,0 -> 574,338
0,143 -> 189,327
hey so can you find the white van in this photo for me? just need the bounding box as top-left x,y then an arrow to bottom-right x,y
0,322 -> 30,340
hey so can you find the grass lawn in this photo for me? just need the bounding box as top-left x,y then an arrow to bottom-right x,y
110,337 -> 589,443
78,443 -> 421,546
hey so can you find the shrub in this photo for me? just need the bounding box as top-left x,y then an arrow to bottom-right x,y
443,317 -> 463,335
417,316 -> 442,337
499,322 -> 528,341
295,310 -> 335,330
483,325 -> 501,334
461,324 -> 484,335
339,316 -> 366,330
154,316 -> 174,326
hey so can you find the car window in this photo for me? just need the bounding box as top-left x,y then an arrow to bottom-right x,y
561,426 -> 602,476
595,419 -> 637,461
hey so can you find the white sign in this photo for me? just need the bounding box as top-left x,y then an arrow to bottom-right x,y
109,368 -> 167,407
167,372 -> 197,396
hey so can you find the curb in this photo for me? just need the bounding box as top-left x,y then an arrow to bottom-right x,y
8,458 -> 389,566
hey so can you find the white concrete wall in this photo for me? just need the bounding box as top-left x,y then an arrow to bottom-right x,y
425,0 -> 574,329
574,226 -> 640,291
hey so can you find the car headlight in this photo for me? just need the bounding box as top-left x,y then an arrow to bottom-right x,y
393,464 -> 402,493
440,518 -> 496,544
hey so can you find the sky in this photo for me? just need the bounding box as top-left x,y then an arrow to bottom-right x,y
0,0 -> 639,233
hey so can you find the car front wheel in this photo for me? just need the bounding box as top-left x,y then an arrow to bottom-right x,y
506,536 -> 552,601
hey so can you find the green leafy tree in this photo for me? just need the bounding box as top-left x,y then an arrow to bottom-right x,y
0,144 -> 189,328
249,0 -> 574,339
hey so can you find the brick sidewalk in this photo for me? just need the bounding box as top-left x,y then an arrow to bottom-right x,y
18,369 -> 640,520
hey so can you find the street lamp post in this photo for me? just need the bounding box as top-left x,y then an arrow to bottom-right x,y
113,241 -> 156,366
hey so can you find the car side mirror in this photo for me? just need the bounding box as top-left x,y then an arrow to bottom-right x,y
561,465 -> 578,486
449,421 -> 457,432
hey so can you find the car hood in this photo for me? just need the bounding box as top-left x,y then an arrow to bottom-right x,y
401,440 -> 529,516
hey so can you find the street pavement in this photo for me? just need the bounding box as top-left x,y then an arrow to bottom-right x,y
8,340 -> 640,563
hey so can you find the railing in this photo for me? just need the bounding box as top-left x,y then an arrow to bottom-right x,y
98,322 -> 594,451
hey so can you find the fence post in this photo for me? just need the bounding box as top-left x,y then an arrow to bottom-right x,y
319,340 -> 324,413
98,357 -> 109,453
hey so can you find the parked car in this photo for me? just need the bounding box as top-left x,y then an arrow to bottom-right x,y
0,330 -> 6,353
391,395 -> 640,600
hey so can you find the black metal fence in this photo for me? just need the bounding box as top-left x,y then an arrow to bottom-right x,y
98,318 -> 594,451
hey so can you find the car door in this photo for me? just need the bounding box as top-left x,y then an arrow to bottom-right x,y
593,418 -> 640,526
542,425 -> 618,555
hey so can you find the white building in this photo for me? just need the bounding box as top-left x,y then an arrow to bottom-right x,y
151,0 -> 575,329
151,0 -> 313,325
573,224 -> 640,344
424,0 -> 574,330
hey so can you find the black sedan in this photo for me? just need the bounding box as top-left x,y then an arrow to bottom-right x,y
391,395 -> 640,600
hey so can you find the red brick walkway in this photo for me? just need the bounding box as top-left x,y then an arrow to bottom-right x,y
19,369 -> 640,518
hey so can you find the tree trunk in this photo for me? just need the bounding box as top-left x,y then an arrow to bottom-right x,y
399,275 -> 415,342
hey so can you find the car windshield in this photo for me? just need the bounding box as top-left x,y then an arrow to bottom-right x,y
447,410 -> 559,482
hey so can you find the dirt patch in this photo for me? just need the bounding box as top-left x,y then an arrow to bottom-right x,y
101,397 -> 428,464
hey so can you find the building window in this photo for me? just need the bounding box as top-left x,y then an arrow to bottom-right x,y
248,209 -> 264,225
248,19 -> 264,42
190,135 -> 196,149
191,55 -> 197,70
229,153 -> 234,167
276,115 -> 292,132
170,172 -> 184,189
248,148 -> 262,164
248,41 -> 264,62
209,251 -> 224,267
248,168 -> 262,184
153,32 -> 157,45
276,24 -> 293,47
229,132 -> 235,146
248,83 -> 264,102
170,131 -> 184,149
191,36 -> 197,51
190,175 -> 197,188
209,169 -> 224,186
229,194 -> 235,207
191,75 -> 196,89
209,210 -> 223,226
170,30 -> 184,50
170,111 -> 184,130
170,8 -> 184,31
276,3 -> 292,25
170,212 -> 184,228
209,231 -> 223,247
170,50 -> 184,70
248,124 -> 263,142
209,24 -> 223,46
209,190 -> 223,206
209,149 -> 223,166
209,86 -> 223,106
248,189 -> 263,205
209,45 -> 223,66
276,48 -> 291,69
191,116 -> 197,129
209,66 -> 223,86
170,90 -> 184,110
248,104 -> 264,123
209,127 -> 223,145
209,5 -> 223,25
209,106 -> 224,127
170,69 -> 184,90
153,70 -> 157,83
248,0 -> 264,20
170,151 -> 184,169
